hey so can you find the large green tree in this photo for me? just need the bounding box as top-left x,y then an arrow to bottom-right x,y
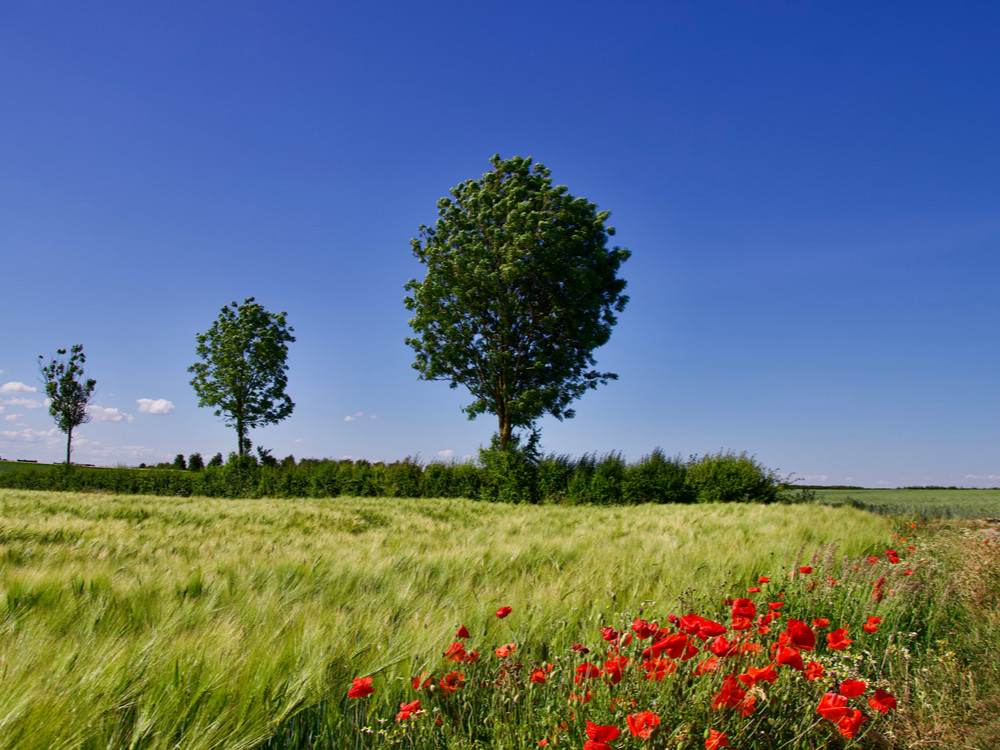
188,298 -> 295,456
39,344 -> 97,465
404,155 -> 630,452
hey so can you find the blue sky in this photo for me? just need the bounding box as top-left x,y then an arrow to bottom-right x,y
2,1 -> 998,487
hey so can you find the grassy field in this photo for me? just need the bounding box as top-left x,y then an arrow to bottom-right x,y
812,487 -> 1000,518
1,488 -> 996,748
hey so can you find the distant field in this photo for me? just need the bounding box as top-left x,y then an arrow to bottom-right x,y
813,487 -> 1000,518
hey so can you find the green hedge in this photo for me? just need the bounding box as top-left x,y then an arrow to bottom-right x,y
0,450 -> 783,505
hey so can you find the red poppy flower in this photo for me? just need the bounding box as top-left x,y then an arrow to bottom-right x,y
529,664 -> 552,684
739,663 -> 779,686
758,575 -> 771,583
626,711 -> 660,739
455,625 -> 471,639
585,720 -> 620,750
443,642 -> 468,662
776,645 -> 804,670
872,575 -> 887,602
731,598 -> 756,619
575,662 -> 602,684
786,618 -> 816,650
827,627 -> 853,650
863,616 -> 882,634
730,616 -> 753,631
868,688 -> 898,713
572,643 -> 590,654
496,606 -> 512,619
709,636 -> 735,657
411,671 -> 432,690
747,586 -> 761,593
836,709 -> 868,738
705,729 -> 729,749
347,676 -> 374,699
840,679 -> 867,697
804,660 -> 824,681
816,692 -> 850,722
768,601 -> 785,610
867,556 -> 880,564
643,657 -> 676,680
812,618 -> 830,628
600,626 -> 620,643
495,643 -> 516,658
643,633 -> 689,660
439,671 -> 465,693
396,699 -> 423,722
712,674 -> 747,709
827,575 -> 839,585
798,566 -> 813,574
603,656 -> 629,684
631,617 -> 658,640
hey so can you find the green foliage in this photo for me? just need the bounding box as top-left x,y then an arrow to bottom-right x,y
207,452 -> 224,468
172,454 -> 187,471
187,453 -> 204,472
478,431 -> 541,503
38,345 -> 97,465
623,448 -> 692,503
684,450 -> 782,504
188,298 -> 296,457
0,450 -> 790,507
404,154 -> 630,451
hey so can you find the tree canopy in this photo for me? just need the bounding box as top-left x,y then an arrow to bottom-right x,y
39,344 -> 97,465
404,154 -> 630,451
188,298 -> 295,456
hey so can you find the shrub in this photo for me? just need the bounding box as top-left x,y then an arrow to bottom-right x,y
685,450 -> 782,504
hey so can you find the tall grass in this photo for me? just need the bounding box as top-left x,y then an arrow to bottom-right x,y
0,489 -> 892,750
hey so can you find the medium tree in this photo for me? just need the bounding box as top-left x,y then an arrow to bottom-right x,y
39,345 -> 97,465
188,298 -> 296,457
404,155 -> 630,452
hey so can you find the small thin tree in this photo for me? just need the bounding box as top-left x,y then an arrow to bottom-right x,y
39,345 -> 97,466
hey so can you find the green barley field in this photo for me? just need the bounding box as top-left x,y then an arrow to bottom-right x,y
0,488 -> 895,750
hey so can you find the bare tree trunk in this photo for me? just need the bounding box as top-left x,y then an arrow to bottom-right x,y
65,426 -> 73,465
498,414 -> 512,452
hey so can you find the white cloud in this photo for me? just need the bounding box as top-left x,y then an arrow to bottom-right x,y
800,474 -> 828,482
0,382 -> 37,394
965,474 -> 1000,481
346,411 -> 373,422
7,397 -> 43,409
5,414 -> 22,421
86,405 -> 134,423
0,427 -> 60,445
344,415 -> 357,422
136,398 -> 175,415
438,449 -> 454,458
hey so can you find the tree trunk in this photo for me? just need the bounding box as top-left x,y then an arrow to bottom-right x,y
65,426 -> 72,465
498,414 -> 512,452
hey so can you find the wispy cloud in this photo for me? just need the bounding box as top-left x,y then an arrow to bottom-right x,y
137,398 -> 175,415
5,414 -> 22,421
87,405 -> 134,423
7,397 -> 44,409
965,474 -> 1000,481
345,410 -> 373,422
801,474 -> 828,482
438,449 -> 454,458
0,427 -> 60,446
0,382 -> 37,394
